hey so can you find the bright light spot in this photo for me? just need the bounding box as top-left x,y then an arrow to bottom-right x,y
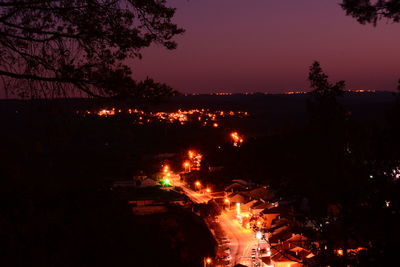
236,203 -> 241,215
163,165 -> 169,173
337,249 -> 343,256
161,179 -> 171,187
256,231 -> 263,240
391,166 -> 400,180
195,181 -> 201,187
205,257 -> 212,264
224,198 -> 230,204
206,188 -> 211,193
385,200 -> 391,207
230,131 -> 244,146
213,123 -> 219,128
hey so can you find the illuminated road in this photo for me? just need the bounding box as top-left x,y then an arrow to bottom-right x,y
177,182 -> 211,204
219,211 -> 257,266
174,173 -> 259,266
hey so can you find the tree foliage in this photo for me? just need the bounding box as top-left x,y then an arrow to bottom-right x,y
341,0 -> 400,25
0,0 -> 184,99
307,61 -> 346,126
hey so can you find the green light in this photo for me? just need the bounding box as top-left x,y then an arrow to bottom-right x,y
161,179 -> 171,187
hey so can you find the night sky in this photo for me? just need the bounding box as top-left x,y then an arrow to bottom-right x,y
132,0 -> 400,94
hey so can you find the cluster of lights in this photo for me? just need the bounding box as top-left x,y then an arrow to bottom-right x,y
347,89 -> 376,93
230,131 -> 244,147
80,108 -> 249,127
183,150 -> 202,172
285,91 -> 307,95
391,166 -> 400,180
160,164 -> 172,187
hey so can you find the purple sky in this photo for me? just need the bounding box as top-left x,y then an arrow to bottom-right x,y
132,0 -> 400,94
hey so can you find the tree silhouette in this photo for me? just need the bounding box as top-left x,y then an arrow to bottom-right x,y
0,0 -> 184,99
307,61 -> 346,127
341,0 -> 400,25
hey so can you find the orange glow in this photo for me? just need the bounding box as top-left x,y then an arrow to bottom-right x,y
163,165 -> 169,173
97,109 -> 115,116
183,161 -> 190,167
88,108 -> 250,127
195,181 -> 201,187
337,249 -> 343,256
230,131 -> 244,146
205,257 -> 212,264
206,188 -> 211,193
236,202 -> 241,215
188,150 -> 194,159
224,198 -> 230,204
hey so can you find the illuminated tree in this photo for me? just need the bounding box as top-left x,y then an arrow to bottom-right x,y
0,0 -> 183,100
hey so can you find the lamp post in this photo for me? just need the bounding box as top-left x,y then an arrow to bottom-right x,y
224,198 -> 231,209
183,161 -> 190,172
203,257 -> 212,267
195,181 -> 201,191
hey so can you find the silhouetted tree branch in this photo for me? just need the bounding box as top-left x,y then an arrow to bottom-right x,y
0,0 -> 184,100
341,0 -> 400,25
307,61 -> 347,126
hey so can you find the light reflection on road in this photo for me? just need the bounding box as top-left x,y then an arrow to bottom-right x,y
176,175 -> 258,266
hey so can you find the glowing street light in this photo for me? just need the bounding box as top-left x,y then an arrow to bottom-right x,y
183,161 -> 191,172
163,165 -> 169,174
230,131 -> 244,147
266,247 -> 271,256
236,202 -> 241,216
195,181 -> 202,190
224,198 -> 231,209
161,178 -> 171,187
256,231 -> 263,240
188,150 -> 194,159
205,188 -> 211,193
204,257 -> 212,267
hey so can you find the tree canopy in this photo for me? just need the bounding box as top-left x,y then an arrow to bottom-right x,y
307,61 -> 346,126
0,0 -> 184,100
341,0 -> 400,25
